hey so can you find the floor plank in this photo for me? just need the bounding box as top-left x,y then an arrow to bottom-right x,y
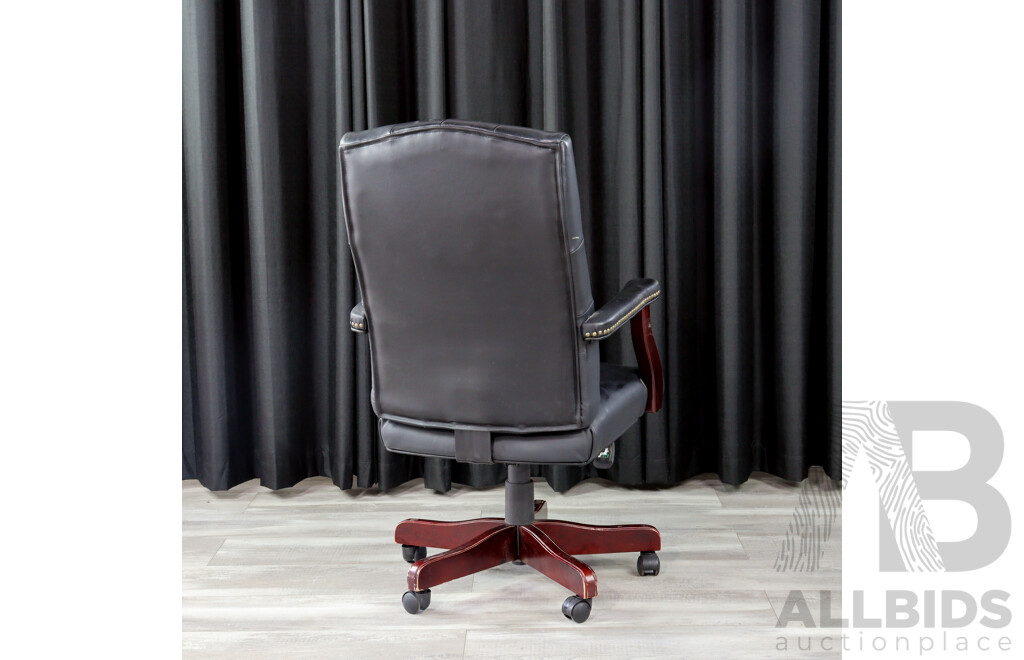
183,468 -> 841,658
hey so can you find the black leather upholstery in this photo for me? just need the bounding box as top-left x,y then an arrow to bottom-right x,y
581,278 -> 661,340
341,120 -> 598,431
339,119 -> 657,466
379,364 -> 647,465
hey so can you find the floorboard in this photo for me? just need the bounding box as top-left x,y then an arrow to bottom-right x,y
183,468 -> 841,658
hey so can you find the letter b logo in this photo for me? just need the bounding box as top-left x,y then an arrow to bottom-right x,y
881,402 -> 1010,571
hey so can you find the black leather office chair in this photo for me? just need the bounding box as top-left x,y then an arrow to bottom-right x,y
340,120 -> 664,623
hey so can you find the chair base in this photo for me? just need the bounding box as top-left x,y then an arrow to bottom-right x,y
394,499 -> 661,622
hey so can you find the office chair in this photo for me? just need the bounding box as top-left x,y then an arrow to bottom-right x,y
339,120 -> 664,623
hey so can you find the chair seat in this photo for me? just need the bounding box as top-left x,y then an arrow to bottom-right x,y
379,364 -> 648,465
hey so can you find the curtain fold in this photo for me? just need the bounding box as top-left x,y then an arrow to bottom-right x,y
183,0 -> 841,493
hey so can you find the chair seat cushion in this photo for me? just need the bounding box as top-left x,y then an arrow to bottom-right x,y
379,364 -> 648,465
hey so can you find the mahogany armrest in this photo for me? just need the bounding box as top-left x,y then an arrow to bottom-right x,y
582,278 -> 663,413
630,305 -> 663,413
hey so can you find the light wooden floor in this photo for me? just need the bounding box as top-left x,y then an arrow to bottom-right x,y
183,469 -> 841,659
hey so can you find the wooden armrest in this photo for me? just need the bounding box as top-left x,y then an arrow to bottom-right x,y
630,306 -> 663,413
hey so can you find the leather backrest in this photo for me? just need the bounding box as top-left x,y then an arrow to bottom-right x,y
340,120 -> 599,432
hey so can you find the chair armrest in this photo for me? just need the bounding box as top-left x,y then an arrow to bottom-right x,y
581,278 -> 661,340
349,301 -> 367,333
583,278 -> 664,413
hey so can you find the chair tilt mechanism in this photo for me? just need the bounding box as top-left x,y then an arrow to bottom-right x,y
340,120 -> 665,623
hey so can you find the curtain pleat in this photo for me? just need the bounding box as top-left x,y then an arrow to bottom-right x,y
183,0 -> 841,493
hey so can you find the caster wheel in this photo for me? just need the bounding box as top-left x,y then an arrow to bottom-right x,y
637,551 -> 660,576
402,545 -> 426,563
561,595 -> 592,623
402,589 -> 431,614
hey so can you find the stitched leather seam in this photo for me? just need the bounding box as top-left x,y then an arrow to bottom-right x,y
552,140 -> 585,427
583,290 -> 660,339
338,148 -> 383,414
380,411 -> 585,434
341,126 -> 566,152
574,300 -> 595,320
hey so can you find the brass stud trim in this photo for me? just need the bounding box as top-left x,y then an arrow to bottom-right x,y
583,290 -> 660,340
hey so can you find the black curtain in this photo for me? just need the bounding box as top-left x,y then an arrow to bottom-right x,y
183,0 -> 841,493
